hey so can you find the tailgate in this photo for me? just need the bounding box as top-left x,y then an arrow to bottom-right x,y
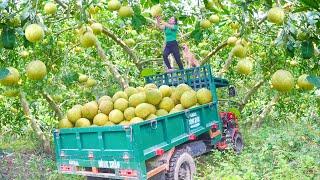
54,125 -> 141,178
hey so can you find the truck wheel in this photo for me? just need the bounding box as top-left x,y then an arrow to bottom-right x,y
166,149 -> 196,180
233,133 -> 244,154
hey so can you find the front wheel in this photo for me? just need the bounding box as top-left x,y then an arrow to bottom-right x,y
166,149 -> 196,180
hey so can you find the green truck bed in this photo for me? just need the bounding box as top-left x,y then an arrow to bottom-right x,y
54,65 -> 229,179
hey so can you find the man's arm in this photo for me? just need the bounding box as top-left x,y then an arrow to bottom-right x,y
156,16 -> 165,30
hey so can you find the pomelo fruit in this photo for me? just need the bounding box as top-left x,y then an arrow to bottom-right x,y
0,67 -> 20,86
196,88 -> 212,105
227,36 -> 237,46
109,109 -> 124,123
236,59 -> 253,75
98,95 -> 112,105
156,109 -> 168,116
144,83 -> 157,90
159,97 -> 175,112
159,85 -> 172,97
78,74 -> 88,83
80,32 -> 97,48
26,60 -> 47,80
59,118 -> 73,128
271,70 -> 294,92
75,118 -> 91,127
124,107 -> 135,121
93,113 -> 109,126
151,4 -> 162,17
297,74 -> 314,90
104,121 -> 115,126
267,7 -> 285,25
129,92 -> 146,107
99,100 -> 113,115
124,38 -> 135,47
130,117 -> 143,124
119,121 -> 131,126
114,98 -> 129,112
44,2 -> 57,14
209,15 -> 219,23
67,107 -> 82,123
91,23 -> 103,35
146,114 -> 157,120
118,6 -> 134,18
181,90 -> 197,108
146,88 -> 162,105
135,103 -> 153,119
200,19 -> 211,29
108,0 -> 121,11
232,44 -> 247,58
124,86 -> 138,97
81,101 -> 98,120
86,78 -> 97,87
25,24 -> 44,42
112,91 -> 128,101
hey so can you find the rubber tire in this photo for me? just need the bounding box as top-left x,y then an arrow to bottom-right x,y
233,133 -> 244,154
166,149 -> 196,180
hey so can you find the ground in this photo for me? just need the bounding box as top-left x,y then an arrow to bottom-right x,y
0,120 -> 319,180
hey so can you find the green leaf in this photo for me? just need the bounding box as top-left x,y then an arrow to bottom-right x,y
0,68 -> 9,80
307,76 -> 320,88
131,13 -> 147,32
300,0 -> 320,10
190,22 -> 203,44
1,26 -> 16,49
62,72 -> 79,86
286,41 -> 295,58
228,107 -> 241,119
140,68 -> 157,77
151,0 -> 160,5
301,40 -> 314,59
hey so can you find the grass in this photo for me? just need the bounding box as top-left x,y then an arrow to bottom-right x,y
0,119 -> 319,180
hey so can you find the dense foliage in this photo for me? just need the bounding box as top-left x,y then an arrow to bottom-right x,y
0,0 -> 319,178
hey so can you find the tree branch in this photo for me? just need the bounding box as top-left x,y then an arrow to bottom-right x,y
216,52 -> 234,77
42,92 -> 64,120
95,41 -> 129,89
19,91 -> 51,154
54,0 -> 67,9
239,79 -> 266,111
89,19 -> 142,71
251,93 -> 280,130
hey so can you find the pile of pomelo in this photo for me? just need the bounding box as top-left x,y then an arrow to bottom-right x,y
59,83 -> 213,128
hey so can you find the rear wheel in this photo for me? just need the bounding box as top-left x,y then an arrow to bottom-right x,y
166,149 -> 196,180
233,133 -> 244,154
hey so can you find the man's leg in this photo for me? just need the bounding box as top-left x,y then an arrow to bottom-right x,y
172,42 -> 184,69
163,45 -> 172,69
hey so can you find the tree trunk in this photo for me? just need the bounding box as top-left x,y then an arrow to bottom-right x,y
95,41 -> 129,89
239,79 -> 266,111
251,94 -> 280,130
42,92 -> 64,120
19,92 -> 51,154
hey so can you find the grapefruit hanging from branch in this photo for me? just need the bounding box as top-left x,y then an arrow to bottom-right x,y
0,67 -> 20,86
267,7 -> 285,25
108,0 -> 121,11
26,60 -> 47,80
271,70 -> 294,92
25,24 -> 44,43
151,4 -> 162,17
44,2 -> 57,15
118,6 -> 134,18
297,74 -> 314,90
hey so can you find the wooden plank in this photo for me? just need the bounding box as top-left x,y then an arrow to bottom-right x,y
147,164 -> 167,179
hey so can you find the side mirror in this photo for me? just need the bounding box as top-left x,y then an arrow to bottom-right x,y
228,86 -> 236,97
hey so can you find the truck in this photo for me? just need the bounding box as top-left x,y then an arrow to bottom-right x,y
53,65 -> 244,180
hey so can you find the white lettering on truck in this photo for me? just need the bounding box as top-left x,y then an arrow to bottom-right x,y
98,160 -> 120,169
188,112 -> 200,129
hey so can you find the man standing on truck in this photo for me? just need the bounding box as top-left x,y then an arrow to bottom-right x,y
156,16 -> 184,71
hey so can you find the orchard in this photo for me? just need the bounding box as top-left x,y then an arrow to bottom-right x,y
0,0 -> 319,179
